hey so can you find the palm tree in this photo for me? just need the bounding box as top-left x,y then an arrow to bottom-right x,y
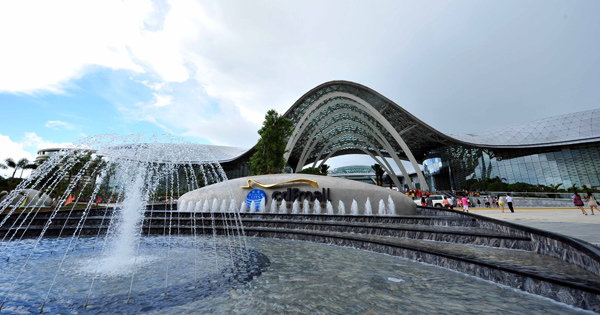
4,158 -> 18,185
319,164 -> 330,175
568,183 -> 579,193
16,158 -> 35,178
371,164 -> 385,186
20,162 -> 37,178
548,183 -> 563,192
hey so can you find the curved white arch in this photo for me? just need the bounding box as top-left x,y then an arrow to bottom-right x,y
285,99 -> 361,159
313,133 -> 401,189
286,91 -> 429,190
293,112 -> 412,185
306,131 -> 404,189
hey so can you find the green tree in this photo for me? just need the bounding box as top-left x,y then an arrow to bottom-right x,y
371,164 -> 385,186
249,109 -> 294,175
17,158 -> 37,178
488,182 -> 509,191
4,158 -> 17,180
567,183 -> 579,193
297,167 -> 325,175
319,163 -> 330,175
548,183 -> 563,192
459,178 -> 479,191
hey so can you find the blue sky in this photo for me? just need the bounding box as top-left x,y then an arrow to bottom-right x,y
1,0 -> 599,177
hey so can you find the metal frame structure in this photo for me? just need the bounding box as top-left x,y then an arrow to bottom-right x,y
281,81 -> 600,191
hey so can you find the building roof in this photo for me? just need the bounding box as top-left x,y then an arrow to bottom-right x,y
449,109 -> 600,147
96,143 -> 250,164
329,165 -> 375,174
282,81 -> 600,169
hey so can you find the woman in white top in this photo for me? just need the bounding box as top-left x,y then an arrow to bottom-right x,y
497,196 -> 505,213
585,192 -> 597,215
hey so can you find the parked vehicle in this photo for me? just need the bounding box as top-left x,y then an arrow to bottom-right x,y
413,195 -> 445,207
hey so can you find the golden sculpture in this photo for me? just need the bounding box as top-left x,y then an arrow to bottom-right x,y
240,178 -> 319,189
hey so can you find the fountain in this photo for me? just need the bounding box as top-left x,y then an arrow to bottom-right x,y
313,199 -> 321,214
378,199 -> 386,215
326,200 -> 334,215
350,199 -> 359,215
0,136 -> 268,313
338,200 -> 345,215
388,195 -> 395,215
364,197 -> 372,215
302,199 -> 310,214
0,135 -> 599,313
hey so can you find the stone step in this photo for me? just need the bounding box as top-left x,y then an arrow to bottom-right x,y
239,219 -> 532,250
239,227 -> 600,299
0,214 -> 529,250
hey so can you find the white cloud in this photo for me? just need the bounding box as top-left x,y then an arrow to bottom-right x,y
0,0 -> 149,93
0,134 -> 36,178
1,0 -> 598,151
0,133 -> 72,178
45,120 -> 75,130
150,94 -> 172,108
20,132 -> 72,151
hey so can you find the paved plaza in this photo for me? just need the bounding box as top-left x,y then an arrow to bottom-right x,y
468,207 -> 600,246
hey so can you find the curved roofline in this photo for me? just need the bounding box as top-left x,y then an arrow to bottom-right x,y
284,80 -> 600,149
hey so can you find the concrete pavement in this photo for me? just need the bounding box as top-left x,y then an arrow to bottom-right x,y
466,207 -> 600,245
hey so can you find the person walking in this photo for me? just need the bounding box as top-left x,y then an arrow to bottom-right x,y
450,196 -> 456,210
506,193 -> 515,213
442,196 -> 450,209
585,192 -> 597,215
498,195 -> 505,213
425,195 -> 433,207
461,196 -> 469,213
573,192 -> 587,215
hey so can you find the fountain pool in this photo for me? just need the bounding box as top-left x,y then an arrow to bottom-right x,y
0,236 -> 591,314
0,135 -> 597,313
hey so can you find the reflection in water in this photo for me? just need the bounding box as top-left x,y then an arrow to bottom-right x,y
0,236 -> 592,314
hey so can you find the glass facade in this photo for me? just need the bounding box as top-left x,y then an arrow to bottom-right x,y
425,143 -> 600,191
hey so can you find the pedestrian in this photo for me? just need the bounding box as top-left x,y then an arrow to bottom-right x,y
484,197 -> 490,208
461,195 -> 469,213
442,196 -> 450,209
498,195 -> 505,213
506,193 -> 515,213
585,192 -> 597,215
420,196 -> 426,206
476,198 -> 481,207
450,196 -> 456,210
573,192 -> 587,215
425,195 -> 433,207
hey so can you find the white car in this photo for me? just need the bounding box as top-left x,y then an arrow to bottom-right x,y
413,195 -> 446,207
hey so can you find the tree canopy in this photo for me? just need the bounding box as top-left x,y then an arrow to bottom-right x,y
249,109 -> 294,175
371,163 -> 385,186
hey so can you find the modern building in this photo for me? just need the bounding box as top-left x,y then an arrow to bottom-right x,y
280,81 -> 600,191
35,81 -> 600,191
328,165 -> 421,188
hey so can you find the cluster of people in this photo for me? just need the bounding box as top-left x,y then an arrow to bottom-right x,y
406,189 -> 432,199
472,194 -> 514,213
439,195 -> 471,212
572,192 -> 598,215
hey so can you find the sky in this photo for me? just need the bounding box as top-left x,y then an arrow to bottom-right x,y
1,0 -> 599,177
